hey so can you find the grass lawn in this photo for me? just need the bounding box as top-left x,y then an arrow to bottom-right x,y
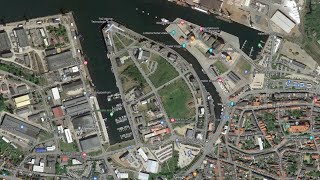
149,54 -> 179,88
121,61 -> 151,94
59,140 -> 79,152
112,34 -> 125,51
116,33 -> 134,46
235,57 -> 251,78
87,149 -> 102,156
149,151 -> 179,179
159,78 -> 195,120
38,131 -> 54,142
213,60 -> 228,75
0,139 -> 24,165
107,139 -> 135,152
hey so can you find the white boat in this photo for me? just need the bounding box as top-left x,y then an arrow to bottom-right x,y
161,18 -> 169,23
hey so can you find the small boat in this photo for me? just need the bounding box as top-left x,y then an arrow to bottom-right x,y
161,18 -> 169,23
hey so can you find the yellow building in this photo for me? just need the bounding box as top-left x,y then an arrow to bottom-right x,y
14,95 -> 31,108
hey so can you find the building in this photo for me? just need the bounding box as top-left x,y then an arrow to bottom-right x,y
51,87 -> 60,100
45,48 -> 58,56
291,60 -> 306,69
250,74 -> 265,90
138,172 -> 150,180
0,113 -> 41,141
146,159 -> 159,173
62,79 -> 83,92
72,114 -> 95,130
52,106 -> 64,118
64,128 -> 73,143
136,48 -> 151,60
257,137 -> 263,150
137,148 -> 148,162
79,134 -> 100,152
14,27 -> 29,47
288,122 -> 310,133
14,94 -> 31,108
199,0 -> 223,11
28,111 -> 45,121
185,128 -> 194,138
0,30 -> 11,53
33,162 -> 45,172
227,71 -> 241,84
270,11 -> 296,34
63,96 -> 90,117
46,50 -> 77,71
16,84 -> 28,94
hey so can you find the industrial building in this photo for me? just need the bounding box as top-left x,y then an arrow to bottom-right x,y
291,59 -> 306,69
51,87 -> 61,100
146,159 -> 159,173
137,148 -> 148,162
14,27 -> 29,47
64,128 -> 73,143
270,11 -> 296,34
46,50 -> 77,71
250,74 -> 265,90
14,94 -> 31,108
63,95 -> 90,117
227,71 -> 241,84
0,113 -> 41,141
72,114 -> 95,130
138,172 -> 150,180
79,134 -> 100,152
0,30 -> 11,53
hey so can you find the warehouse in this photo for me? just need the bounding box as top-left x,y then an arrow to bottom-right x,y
0,30 -> 11,53
0,113 -> 41,141
72,114 -> 95,130
79,134 -> 100,152
14,27 -> 29,47
14,94 -> 31,108
250,74 -> 265,90
270,11 -> 296,34
46,50 -> 77,71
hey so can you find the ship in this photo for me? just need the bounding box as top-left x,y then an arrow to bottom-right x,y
161,18 -> 169,23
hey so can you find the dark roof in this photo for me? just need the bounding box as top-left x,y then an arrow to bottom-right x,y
199,0 -> 223,11
14,28 -> 29,47
62,80 -> 83,92
63,95 -> 87,107
0,30 -> 11,52
0,114 -> 41,141
16,84 -> 28,94
45,48 -> 57,56
15,107 -> 30,115
227,71 -> 241,84
28,111 -> 45,121
79,135 -> 100,151
72,114 -> 95,130
46,50 -> 77,71
292,60 -> 306,69
65,102 -> 90,117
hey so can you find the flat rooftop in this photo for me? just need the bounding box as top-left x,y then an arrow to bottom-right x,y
79,134 -> 100,152
46,50 -> 77,71
0,30 -> 11,53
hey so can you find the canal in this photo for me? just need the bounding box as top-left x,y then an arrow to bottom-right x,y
1,0 -> 267,144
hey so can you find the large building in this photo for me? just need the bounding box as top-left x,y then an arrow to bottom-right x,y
14,94 -> 31,108
46,50 -> 77,71
14,27 -> 29,47
63,96 -> 90,117
0,113 -> 41,141
72,114 -> 95,130
270,10 -> 296,34
79,135 -> 100,152
0,30 -> 11,53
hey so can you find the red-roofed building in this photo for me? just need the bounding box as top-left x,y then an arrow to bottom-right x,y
52,106 -> 64,118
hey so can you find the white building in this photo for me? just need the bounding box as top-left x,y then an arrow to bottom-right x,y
33,162 -> 45,172
270,11 -> 296,34
137,148 -> 148,162
138,172 -> 150,180
258,137 -> 264,150
51,87 -> 61,100
64,128 -> 73,143
46,145 -> 56,151
146,159 -> 159,173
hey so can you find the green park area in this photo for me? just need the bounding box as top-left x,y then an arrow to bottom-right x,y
0,139 -> 24,165
159,78 -> 195,120
0,63 -> 42,84
112,34 -> 125,51
235,57 -> 251,78
59,139 -> 79,152
149,151 -> 180,179
120,59 -> 151,94
149,54 -> 179,88
213,60 -> 228,75
304,3 -> 320,61
116,32 -> 134,47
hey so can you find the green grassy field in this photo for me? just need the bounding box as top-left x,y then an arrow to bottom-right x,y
149,151 -> 179,179
159,78 -> 195,119
59,140 -> 79,152
303,3 -> 320,63
149,54 -> 179,88
121,62 -> 151,93
112,34 -> 125,51
0,139 -> 24,165
213,60 -> 228,75
235,58 -> 251,78
116,33 -> 134,46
